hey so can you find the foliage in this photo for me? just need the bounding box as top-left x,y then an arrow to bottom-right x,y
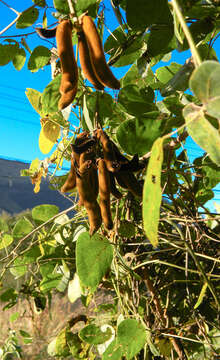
0,0 -> 220,359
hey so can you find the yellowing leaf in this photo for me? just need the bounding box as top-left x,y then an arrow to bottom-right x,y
39,121 -> 60,154
142,137 -> 164,248
194,282 -> 208,309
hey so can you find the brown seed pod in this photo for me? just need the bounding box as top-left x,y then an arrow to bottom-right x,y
81,15 -> 120,90
76,159 -> 102,235
56,20 -> 78,110
97,159 -> 113,230
61,154 -> 76,193
94,129 -> 120,172
77,31 -> 104,90
109,172 -> 123,199
115,171 -> 143,198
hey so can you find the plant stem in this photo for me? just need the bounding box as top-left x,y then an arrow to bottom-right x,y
171,0 -> 202,68
66,0 -> 77,20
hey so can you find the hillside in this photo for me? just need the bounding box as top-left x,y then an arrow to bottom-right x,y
0,158 -> 72,214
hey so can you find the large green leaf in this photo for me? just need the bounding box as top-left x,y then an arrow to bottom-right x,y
12,217 -> 34,239
85,93 -> 114,127
147,26 -> 175,58
190,61 -> 220,119
102,339 -> 123,360
126,0 -> 172,31
28,46 -> 51,72
104,26 -> 126,55
142,137 -> 164,248
12,47 -> 26,71
79,324 -> 112,345
116,113 -> 165,156
118,85 -> 155,116
42,74 -> 61,114
113,37 -> 144,68
16,8 -> 39,28
117,319 -> 146,359
32,204 -> 59,223
183,104 -> 220,166
202,157 -> 220,189
76,232 -> 113,292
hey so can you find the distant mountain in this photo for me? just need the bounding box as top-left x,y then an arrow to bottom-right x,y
0,158 -> 72,215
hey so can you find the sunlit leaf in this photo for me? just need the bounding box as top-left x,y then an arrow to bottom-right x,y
0,234 -> 13,250
16,8 -> 39,28
12,47 -> 26,70
25,88 -> 43,115
194,282 -> 208,309
32,204 -> 59,223
79,324 -> 112,345
183,104 -> 220,166
28,45 -> 51,72
142,137 -> 164,248
117,319 -> 146,359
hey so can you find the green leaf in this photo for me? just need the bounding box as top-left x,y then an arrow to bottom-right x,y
25,88 -> 43,115
40,273 -> 63,292
33,0 -> 46,6
160,61 -> 194,97
104,26 -> 126,55
117,319 -> 146,359
12,47 -> 26,71
194,282 -> 208,309
148,26 -> 176,58
183,104 -> 220,166
113,37 -> 144,68
85,93 -> 114,127
142,137 -> 164,248
10,246 -> 41,278
0,44 -> 18,66
53,0 -> 69,14
28,46 -> 51,72
16,8 -> 39,28
118,85 -> 155,116
76,232 -> 113,292
103,339 -> 123,360
195,188 -> 214,205
190,60 -> 220,118
126,0 -> 172,31
116,113 -> 165,156
12,217 -> 34,239
0,234 -> 14,250
42,74 -> 61,114
202,157 -> 220,189
32,204 -> 59,223
75,0 -> 98,15
79,324 -> 112,345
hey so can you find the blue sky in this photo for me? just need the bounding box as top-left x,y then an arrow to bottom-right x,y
0,0 -> 219,209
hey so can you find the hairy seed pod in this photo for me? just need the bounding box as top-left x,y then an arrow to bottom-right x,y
82,15 -> 120,90
115,171 -> 143,198
61,154 -> 76,193
95,129 -> 120,172
119,154 -> 145,172
109,172 -> 123,199
77,31 -> 104,90
56,20 -> 78,110
76,160 -> 102,235
36,26 -> 57,39
97,159 -> 113,230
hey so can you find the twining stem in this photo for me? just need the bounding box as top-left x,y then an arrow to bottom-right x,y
66,0 -> 77,20
171,0 -> 202,68
0,0 -> 20,15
